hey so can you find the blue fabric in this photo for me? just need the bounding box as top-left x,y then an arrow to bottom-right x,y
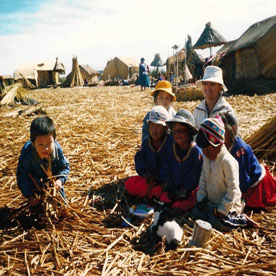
135,135 -> 173,181
161,143 -> 203,193
16,140 -> 70,198
230,137 -> 262,193
138,63 -> 150,87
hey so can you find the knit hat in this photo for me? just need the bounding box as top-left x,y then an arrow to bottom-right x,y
147,105 -> 170,126
151,80 -> 176,101
196,117 -> 225,148
196,65 -> 227,92
166,109 -> 197,135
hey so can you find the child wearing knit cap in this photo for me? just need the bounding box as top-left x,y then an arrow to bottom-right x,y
193,116 -> 247,232
125,105 -> 173,200
220,111 -> 276,209
159,109 -> 203,210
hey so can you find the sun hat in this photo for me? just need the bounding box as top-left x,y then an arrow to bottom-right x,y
219,111 -> 238,129
166,109 -> 197,135
196,66 -> 227,92
196,117 -> 225,148
147,105 -> 170,126
151,80 -> 176,101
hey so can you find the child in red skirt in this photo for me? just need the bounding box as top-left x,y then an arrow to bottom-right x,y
159,109 -> 203,210
220,111 -> 276,208
125,105 -> 173,199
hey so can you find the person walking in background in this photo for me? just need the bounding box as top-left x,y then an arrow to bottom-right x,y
193,65 -> 235,129
139,57 -> 150,91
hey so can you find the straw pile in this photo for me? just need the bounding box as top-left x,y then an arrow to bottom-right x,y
0,87 -> 276,275
174,85 -> 204,101
245,115 -> 276,163
61,57 -> 84,87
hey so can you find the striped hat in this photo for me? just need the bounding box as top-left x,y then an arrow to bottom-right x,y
198,117 -> 225,147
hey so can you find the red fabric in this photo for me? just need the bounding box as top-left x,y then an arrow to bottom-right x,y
159,189 -> 197,211
124,175 -> 163,199
244,167 -> 276,208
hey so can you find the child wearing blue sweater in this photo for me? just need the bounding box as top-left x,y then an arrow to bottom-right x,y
16,116 -> 70,206
160,109 -> 203,210
125,105 -> 173,199
220,111 -> 276,208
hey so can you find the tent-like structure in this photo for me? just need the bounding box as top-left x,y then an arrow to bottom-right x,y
14,59 -> 65,88
193,22 -> 227,56
216,15 -> 276,80
102,57 -> 139,81
79,64 -> 99,83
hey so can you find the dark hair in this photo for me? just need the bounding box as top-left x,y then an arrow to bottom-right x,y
196,129 -> 210,148
153,90 -> 173,104
219,111 -> 238,147
30,116 -> 56,142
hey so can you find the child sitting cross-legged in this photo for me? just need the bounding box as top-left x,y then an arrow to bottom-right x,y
159,109 -> 203,210
220,111 -> 276,209
125,105 -> 173,200
193,117 -> 248,232
16,116 -> 70,207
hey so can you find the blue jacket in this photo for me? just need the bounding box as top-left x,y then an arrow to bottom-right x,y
230,136 -> 262,194
161,142 -> 203,193
16,140 -> 70,198
135,134 -> 173,181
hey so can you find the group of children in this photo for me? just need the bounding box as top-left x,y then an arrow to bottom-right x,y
16,65 -> 276,233
125,66 -> 276,232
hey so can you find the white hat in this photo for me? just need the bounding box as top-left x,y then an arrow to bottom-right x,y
196,66 -> 227,91
147,105 -> 169,126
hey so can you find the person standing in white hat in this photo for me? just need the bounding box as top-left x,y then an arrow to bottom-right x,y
193,65 -> 235,129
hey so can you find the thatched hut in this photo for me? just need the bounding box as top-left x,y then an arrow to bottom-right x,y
79,64 -> 99,84
217,15 -> 276,80
102,57 -> 139,81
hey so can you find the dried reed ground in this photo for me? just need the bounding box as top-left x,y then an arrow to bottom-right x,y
0,86 -> 276,275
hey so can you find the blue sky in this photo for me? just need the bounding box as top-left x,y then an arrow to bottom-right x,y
0,0 -> 275,76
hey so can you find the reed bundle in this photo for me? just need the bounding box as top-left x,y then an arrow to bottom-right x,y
245,115 -> 276,162
0,87 -> 276,275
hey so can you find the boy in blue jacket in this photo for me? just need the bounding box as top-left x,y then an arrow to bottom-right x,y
160,109 -> 203,210
125,105 -> 173,199
16,116 -> 70,207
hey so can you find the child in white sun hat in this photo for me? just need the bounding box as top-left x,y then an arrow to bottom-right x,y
125,105 -> 173,200
142,80 -> 176,141
193,65 -> 236,129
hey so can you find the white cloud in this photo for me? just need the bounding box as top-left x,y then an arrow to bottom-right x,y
0,0 -> 275,75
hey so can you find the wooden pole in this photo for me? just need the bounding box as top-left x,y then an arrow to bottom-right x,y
191,219 -> 212,248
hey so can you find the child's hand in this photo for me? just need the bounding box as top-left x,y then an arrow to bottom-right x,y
54,179 -> 63,192
28,196 -> 40,207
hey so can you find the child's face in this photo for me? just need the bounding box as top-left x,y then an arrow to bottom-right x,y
156,91 -> 172,110
202,144 -> 222,161
202,81 -> 222,102
32,134 -> 55,159
172,123 -> 190,149
149,122 -> 165,141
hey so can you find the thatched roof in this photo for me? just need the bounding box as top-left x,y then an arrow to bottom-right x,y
193,22 -> 227,49
150,53 -> 164,67
53,58 -> 65,74
79,64 -> 99,75
227,15 -> 276,53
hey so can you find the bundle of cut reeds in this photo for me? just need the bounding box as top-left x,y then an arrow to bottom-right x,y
61,56 -> 84,87
245,115 -> 276,162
